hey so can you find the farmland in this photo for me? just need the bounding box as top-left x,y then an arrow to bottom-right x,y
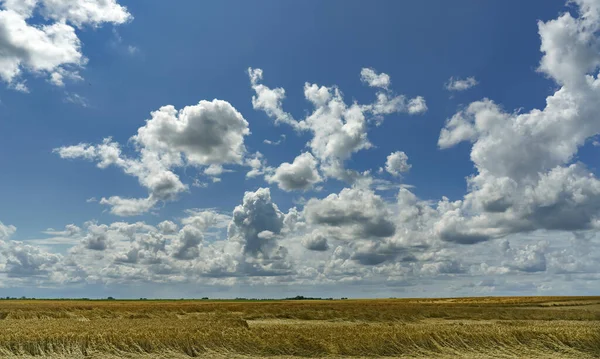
1,296 -> 599,358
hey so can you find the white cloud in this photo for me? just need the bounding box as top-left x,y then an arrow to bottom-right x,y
229,188 -> 284,256
245,151 -> 270,178
248,67 -> 300,129
1,0 -> 38,16
157,220 -> 178,234
169,225 -> 203,260
303,84 -> 372,180
0,221 -> 16,240
9,0 -> 600,296
263,134 -> 286,146
0,9 -> 83,84
1,240 -> 61,277
55,99 -> 249,216
266,152 -> 322,191
434,0 -> 600,241
81,223 -> 111,251
366,93 -> 427,116
0,0 -> 130,88
250,67 -> 426,182
10,81 -> 29,93
384,151 -> 411,176
445,76 -> 478,91
407,96 -> 428,114
43,224 -> 81,237
99,196 -> 157,217
501,240 -> 547,273
28,0 -> 131,28
360,67 -> 390,88
202,164 -> 234,182
133,100 -> 250,166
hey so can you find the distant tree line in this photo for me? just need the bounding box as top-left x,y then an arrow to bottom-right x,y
1,295 -> 351,301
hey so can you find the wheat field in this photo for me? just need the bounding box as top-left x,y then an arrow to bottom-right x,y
1,296 -> 599,358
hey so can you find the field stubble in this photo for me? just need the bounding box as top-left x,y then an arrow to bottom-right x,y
0,296 -> 599,358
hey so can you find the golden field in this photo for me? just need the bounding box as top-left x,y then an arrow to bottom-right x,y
0,296 -> 599,358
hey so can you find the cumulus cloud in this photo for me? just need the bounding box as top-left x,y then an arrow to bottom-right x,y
0,0 -> 130,88
361,68 -> 428,116
501,240 -> 548,273
434,0 -> 600,241
266,152 -> 322,191
360,67 -> 390,88
445,76 -> 478,91
384,151 -> 411,176
168,210 -> 228,260
245,151 -> 270,178
158,220 -> 178,234
0,221 -> 16,240
82,223 -> 111,250
0,240 -> 61,277
304,187 -> 396,241
229,188 -> 284,255
55,100 -> 250,216
133,101 -> 249,166
407,96 -> 428,114
13,0 -> 131,27
169,225 -> 203,260
249,67 -> 426,182
301,231 -> 329,251
304,85 -> 372,180
8,0 -> 600,296
226,188 -> 293,275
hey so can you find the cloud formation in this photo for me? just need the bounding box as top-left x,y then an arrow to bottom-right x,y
384,151 -> 411,176
249,67 -> 427,182
55,100 -> 250,216
266,152 -> 322,191
5,0 -> 600,298
0,0 -> 131,89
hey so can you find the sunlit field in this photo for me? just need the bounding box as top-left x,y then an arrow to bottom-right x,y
0,296 -> 599,358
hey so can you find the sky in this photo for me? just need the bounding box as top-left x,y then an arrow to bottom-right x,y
1,0 -> 600,299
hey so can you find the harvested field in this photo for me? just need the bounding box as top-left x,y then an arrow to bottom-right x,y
1,297 -> 599,358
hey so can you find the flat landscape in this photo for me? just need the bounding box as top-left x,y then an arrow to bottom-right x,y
0,297 -> 599,358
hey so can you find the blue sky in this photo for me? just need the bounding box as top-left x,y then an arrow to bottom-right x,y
1,0 -> 600,298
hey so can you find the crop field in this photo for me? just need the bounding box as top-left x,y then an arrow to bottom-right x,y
0,296 -> 599,358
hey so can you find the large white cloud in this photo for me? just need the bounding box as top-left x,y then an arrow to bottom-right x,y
55,100 -> 250,216
436,0 -> 600,241
0,0 -> 130,88
133,101 -> 250,167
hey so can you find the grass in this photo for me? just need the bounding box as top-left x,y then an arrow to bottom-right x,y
1,296 -> 599,358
